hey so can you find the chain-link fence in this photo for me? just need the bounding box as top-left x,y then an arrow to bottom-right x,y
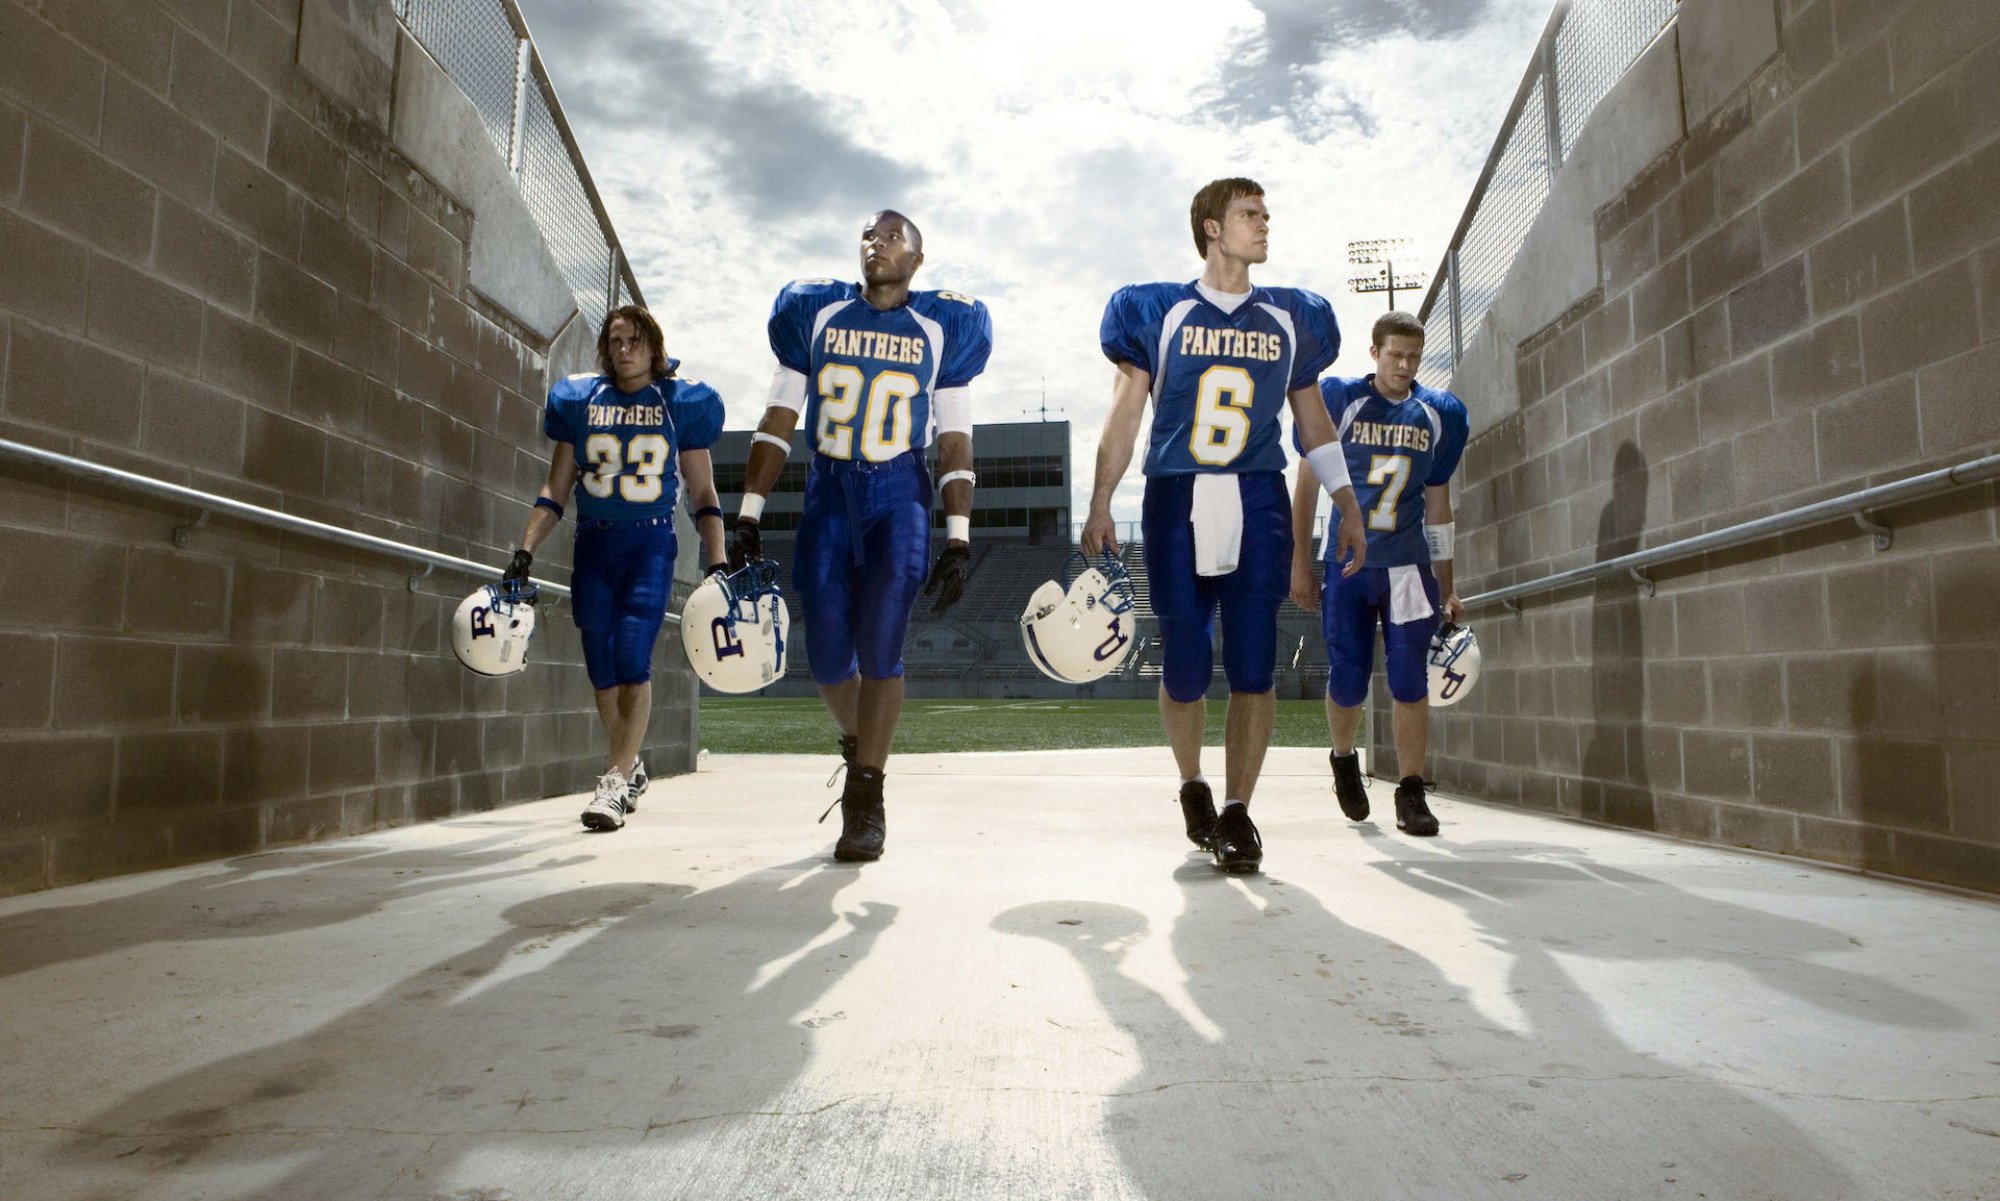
391,0 -> 642,335
1418,0 -> 1678,387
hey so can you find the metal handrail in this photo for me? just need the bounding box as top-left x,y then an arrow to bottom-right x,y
1464,454 -> 2000,611
0,437 -> 587,605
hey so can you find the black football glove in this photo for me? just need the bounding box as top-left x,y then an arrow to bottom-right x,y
727,517 -> 762,572
924,542 -> 970,615
499,548 -> 536,603
704,562 -> 729,578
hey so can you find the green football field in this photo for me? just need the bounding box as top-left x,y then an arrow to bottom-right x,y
697,697 -> 1349,755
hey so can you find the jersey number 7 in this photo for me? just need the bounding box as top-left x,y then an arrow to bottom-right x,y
1365,454 -> 1412,531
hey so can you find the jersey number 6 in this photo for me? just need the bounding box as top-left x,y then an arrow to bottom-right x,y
816,365 -> 918,461
1189,365 -> 1253,466
581,433 -> 671,502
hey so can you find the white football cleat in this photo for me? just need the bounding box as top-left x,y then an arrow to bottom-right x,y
581,769 -> 630,831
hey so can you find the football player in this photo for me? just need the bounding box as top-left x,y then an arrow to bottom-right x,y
1083,177 -> 1367,873
730,211 -> 994,862
1288,311 -> 1469,836
505,306 -> 727,832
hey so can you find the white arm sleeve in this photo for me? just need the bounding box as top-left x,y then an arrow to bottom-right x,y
934,386 -> 973,437
1305,441 -> 1352,496
767,366 -> 807,413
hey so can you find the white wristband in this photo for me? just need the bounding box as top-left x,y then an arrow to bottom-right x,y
1305,441 -> 1352,496
739,493 -> 766,522
752,431 -> 792,455
937,469 -> 976,491
946,515 -> 970,542
1425,521 -> 1455,561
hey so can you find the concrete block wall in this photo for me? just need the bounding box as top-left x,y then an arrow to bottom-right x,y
0,0 -> 695,895
1422,0 -> 2000,892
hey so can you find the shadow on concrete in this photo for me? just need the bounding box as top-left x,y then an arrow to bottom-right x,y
1372,839 -> 1966,1029
0,830 -> 593,981
998,853 -> 1862,1198
51,856 -> 890,1198
1581,440 -> 1653,828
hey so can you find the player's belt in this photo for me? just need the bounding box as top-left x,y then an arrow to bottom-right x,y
811,449 -> 923,473
576,515 -> 677,530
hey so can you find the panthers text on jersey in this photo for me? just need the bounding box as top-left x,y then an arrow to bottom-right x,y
543,367 -> 725,522
767,279 -> 994,462
1099,282 -> 1340,476
1308,375 -> 1469,568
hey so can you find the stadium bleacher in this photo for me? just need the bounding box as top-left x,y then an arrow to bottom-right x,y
763,539 -> 1329,700
714,417 -> 1332,700
947,543 -> 1061,622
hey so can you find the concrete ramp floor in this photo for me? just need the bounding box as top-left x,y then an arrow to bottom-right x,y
2,748 -> 1995,1200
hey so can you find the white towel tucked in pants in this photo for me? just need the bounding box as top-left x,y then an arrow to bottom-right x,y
1389,564 -> 1435,623
1191,473 -> 1242,576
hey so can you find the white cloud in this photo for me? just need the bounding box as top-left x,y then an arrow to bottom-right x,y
517,0 -> 1551,521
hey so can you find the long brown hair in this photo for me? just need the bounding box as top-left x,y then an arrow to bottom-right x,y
597,305 -> 674,380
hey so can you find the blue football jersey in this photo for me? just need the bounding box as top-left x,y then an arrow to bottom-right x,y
543,367 -> 725,522
768,279 -> 994,462
1099,282 -> 1339,476
1311,376 -> 1469,567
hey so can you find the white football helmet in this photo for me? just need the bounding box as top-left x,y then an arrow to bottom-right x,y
681,560 -> 789,694
451,579 -> 538,677
1021,551 -> 1139,684
1427,622 -> 1481,707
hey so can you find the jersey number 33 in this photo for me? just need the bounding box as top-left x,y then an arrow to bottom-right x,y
580,433 -> 671,502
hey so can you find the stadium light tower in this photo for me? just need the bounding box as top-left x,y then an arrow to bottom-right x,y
1348,238 -> 1428,312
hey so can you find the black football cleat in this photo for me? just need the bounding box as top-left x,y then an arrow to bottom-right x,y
1178,779 -> 1218,849
1331,750 -> 1369,822
834,767 -> 886,862
1211,804 -> 1263,873
826,734 -> 860,790
1394,775 -> 1440,837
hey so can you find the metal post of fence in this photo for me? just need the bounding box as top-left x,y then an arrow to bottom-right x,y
604,246 -> 622,321
1541,27 -> 1565,174
1447,247 -> 1464,365
507,37 -> 530,177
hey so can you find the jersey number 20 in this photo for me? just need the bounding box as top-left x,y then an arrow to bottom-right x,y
1189,366 -> 1253,466
581,433 -> 671,502
817,365 -> 917,461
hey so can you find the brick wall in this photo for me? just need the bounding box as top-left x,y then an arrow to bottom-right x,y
1424,0 -> 2000,891
0,0 -> 694,895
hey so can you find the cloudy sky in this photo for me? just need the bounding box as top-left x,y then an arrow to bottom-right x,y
515,0 -> 1554,520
